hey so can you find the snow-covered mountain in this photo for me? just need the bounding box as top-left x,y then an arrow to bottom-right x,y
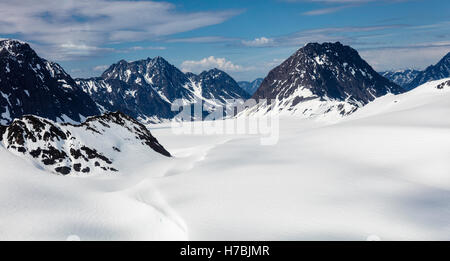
77,58 -> 250,122
247,42 -> 404,119
404,52 -> 450,90
186,68 -> 250,107
77,77 -> 175,123
380,69 -> 420,89
0,40 -> 100,125
238,78 -> 264,95
0,111 -> 171,175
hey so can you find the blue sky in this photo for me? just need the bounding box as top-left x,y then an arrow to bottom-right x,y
1,0 -> 449,81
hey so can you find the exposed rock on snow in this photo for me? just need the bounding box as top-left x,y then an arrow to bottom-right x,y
0,111 -> 171,175
436,79 -> 450,90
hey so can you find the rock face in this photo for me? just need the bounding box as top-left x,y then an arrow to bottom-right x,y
0,111 -> 171,175
249,42 -> 404,118
77,77 -> 174,122
0,39 -> 100,125
77,58 -> 249,122
187,68 -> 251,105
436,79 -> 450,90
238,78 -> 264,95
405,52 -> 450,91
381,69 -> 420,89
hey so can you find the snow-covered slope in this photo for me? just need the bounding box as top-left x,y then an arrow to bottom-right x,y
345,78 -> 450,122
0,145 -> 185,240
0,111 -> 171,175
0,40 -> 100,125
380,69 -> 420,88
247,42 -> 404,120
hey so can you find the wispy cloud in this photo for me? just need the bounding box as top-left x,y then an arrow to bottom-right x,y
166,36 -> 237,43
241,24 -> 408,49
302,5 -> 349,15
0,0 -> 241,60
284,0 -> 418,16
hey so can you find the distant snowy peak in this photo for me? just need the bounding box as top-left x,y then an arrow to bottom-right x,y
0,39 -> 100,125
381,69 -> 421,88
0,111 -> 171,175
238,78 -> 264,95
249,42 -> 403,118
188,68 -> 251,104
405,52 -> 450,90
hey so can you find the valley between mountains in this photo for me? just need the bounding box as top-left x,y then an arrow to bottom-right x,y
1,39 -> 449,240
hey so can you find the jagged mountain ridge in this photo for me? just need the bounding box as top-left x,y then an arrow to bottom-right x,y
380,69 -> 420,88
238,78 -> 264,95
0,40 -> 100,125
404,52 -> 450,90
248,42 -> 404,118
77,58 -> 250,122
76,77 -> 174,122
0,111 -> 171,175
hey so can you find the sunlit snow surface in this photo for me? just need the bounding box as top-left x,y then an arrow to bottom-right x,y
1,79 -> 450,240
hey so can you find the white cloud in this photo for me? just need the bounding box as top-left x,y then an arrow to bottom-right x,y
181,56 -> 248,73
242,37 -> 275,47
0,0 -> 240,60
129,46 -> 166,51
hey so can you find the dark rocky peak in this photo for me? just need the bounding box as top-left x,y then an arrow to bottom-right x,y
99,56 -> 191,102
0,40 -> 100,125
0,39 -> 37,59
199,68 -> 232,81
196,68 -> 250,101
253,42 -> 403,104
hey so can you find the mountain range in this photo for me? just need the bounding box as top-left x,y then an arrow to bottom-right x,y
1,39 -> 450,177
77,58 -> 250,122
380,69 -> 420,88
381,52 -> 450,91
2,39 -> 449,126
